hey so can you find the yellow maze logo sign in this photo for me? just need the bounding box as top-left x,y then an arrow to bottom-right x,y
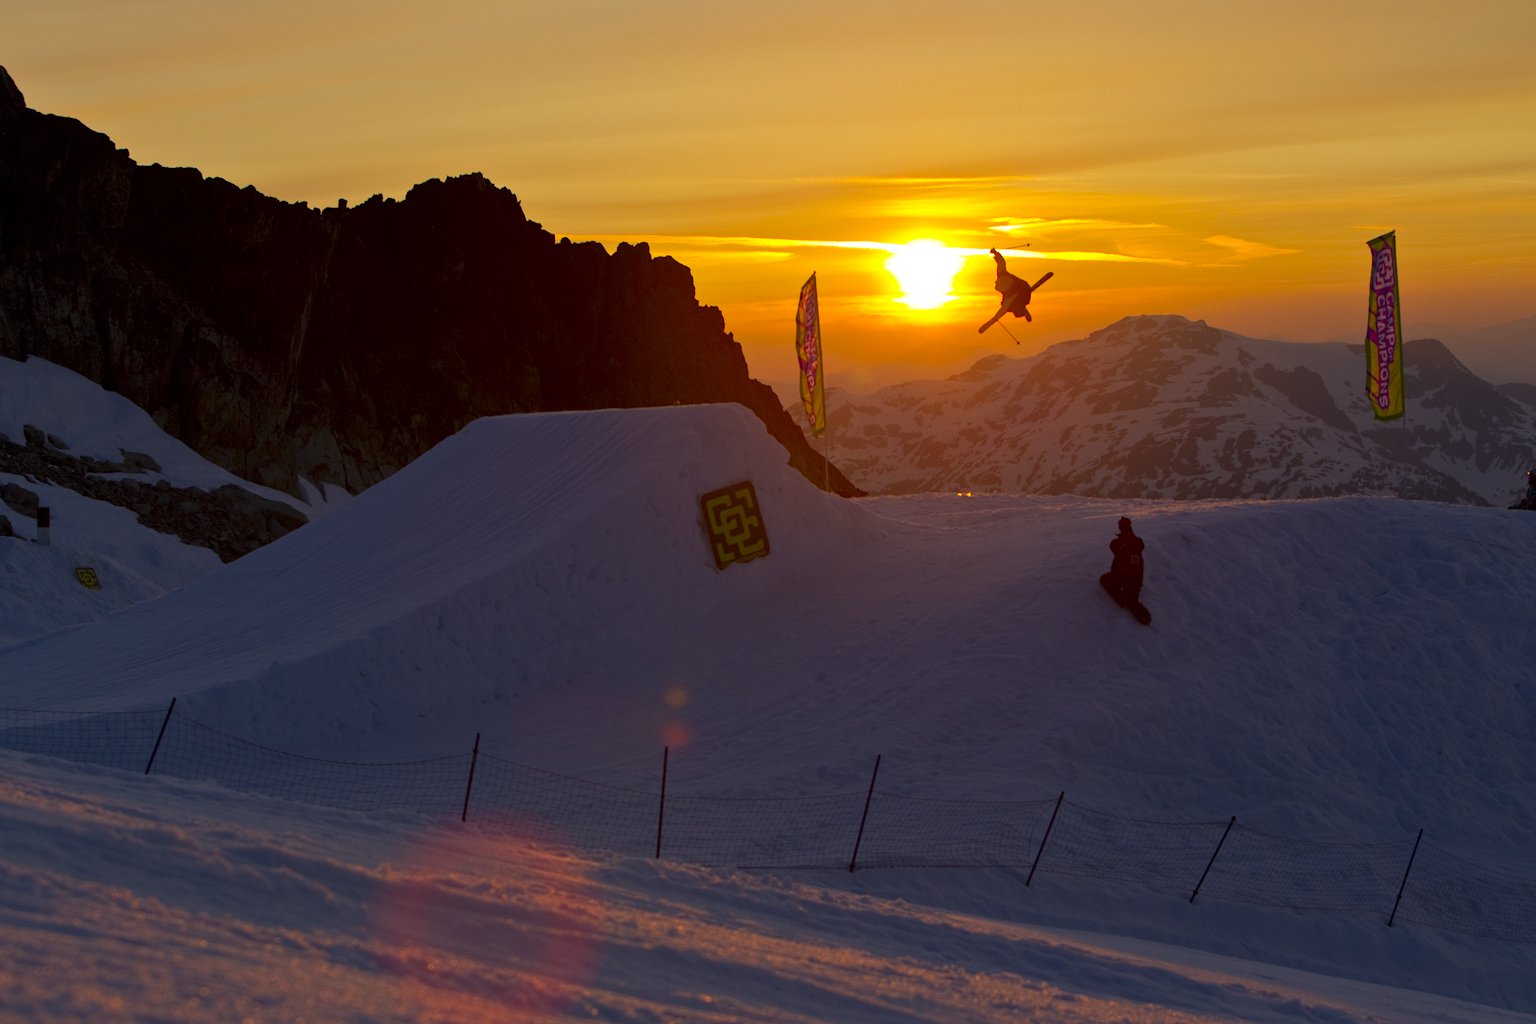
699,481 -> 770,570
75,567 -> 101,589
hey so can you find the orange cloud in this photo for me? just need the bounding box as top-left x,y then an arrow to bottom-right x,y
1203,236 -> 1301,263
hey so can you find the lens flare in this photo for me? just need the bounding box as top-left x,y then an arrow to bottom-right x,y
369,824 -> 601,1019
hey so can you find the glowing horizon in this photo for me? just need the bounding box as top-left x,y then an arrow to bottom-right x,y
6,0 -> 1535,387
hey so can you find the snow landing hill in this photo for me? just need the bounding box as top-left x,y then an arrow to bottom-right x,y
4,388 -> 1536,865
804,315 -> 1536,504
5,379 -> 1536,1018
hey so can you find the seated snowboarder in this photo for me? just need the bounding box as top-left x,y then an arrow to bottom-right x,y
1099,516 -> 1150,624
1511,469 -> 1536,510
977,249 -> 1042,334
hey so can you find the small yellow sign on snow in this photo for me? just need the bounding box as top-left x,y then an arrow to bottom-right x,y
699,481 -> 770,570
75,566 -> 100,589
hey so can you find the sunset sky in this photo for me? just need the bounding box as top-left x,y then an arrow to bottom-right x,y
7,0 -> 1535,389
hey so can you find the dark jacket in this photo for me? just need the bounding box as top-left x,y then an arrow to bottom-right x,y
1109,528 -> 1145,591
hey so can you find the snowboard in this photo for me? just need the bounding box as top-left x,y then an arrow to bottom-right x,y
1099,574 -> 1151,626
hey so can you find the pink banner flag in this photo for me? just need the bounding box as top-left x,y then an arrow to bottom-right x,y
795,273 -> 826,437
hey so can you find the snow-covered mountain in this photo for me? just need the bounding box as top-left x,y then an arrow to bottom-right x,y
805,315 -> 1536,504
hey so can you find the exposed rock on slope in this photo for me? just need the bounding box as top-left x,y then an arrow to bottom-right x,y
0,426 -> 305,561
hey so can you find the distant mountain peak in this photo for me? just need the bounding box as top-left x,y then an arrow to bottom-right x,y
1094,314 -> 1213,338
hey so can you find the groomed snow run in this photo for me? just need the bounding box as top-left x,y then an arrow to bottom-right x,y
2,400 -> 1535,1021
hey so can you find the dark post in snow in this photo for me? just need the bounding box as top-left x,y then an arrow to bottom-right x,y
1026,791 -> 1065,887
460,733 -> 481,822
655,745 -> 669,859
1388,828 -> 1424,927
848,754 -> 882,872
143,697 -> 177,775
1190,816 -> 1236,903
35,506 -> 50,547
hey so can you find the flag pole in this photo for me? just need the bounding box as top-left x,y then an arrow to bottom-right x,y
823,427 -> 831,493
823,356 -> 831,494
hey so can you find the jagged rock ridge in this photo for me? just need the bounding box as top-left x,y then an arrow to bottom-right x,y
0,65 -> 858,500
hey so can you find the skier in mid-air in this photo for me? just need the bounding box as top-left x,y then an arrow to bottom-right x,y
977,249 -> 1052,335
1099,517 -> 1151,625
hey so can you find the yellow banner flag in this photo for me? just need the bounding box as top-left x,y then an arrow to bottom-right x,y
1365,231 -> 1404,421
795,273 -> 826,437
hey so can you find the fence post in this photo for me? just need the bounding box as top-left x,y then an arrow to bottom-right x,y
847,754 -> 881,872
460,733 -> 481,822
1026,791 -> 1065,887
1190,816 -> 1236,903
143,697 -> 177,775
655,745 -> 669,859
1388,829 -> 1424,927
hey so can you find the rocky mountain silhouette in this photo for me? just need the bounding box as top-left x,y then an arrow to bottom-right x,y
0,65 -> 858,500
799,315 -> 1536,506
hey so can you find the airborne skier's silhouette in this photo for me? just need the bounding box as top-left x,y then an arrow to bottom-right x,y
978,249 -> 1051,334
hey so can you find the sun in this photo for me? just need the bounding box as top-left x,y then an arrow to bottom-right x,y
884,239 -> 966,310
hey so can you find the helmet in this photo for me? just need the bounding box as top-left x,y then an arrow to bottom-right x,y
1118,516 -> 1133,531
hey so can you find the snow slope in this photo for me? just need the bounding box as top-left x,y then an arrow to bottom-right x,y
2,400 -> 1535,1020
4,746 -> 1532,1023
0,478 -> 219,645
4,406 -> 1532,856
0,405 -> 879,756
0,355 -> 330,504
0,355 -> 344,643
